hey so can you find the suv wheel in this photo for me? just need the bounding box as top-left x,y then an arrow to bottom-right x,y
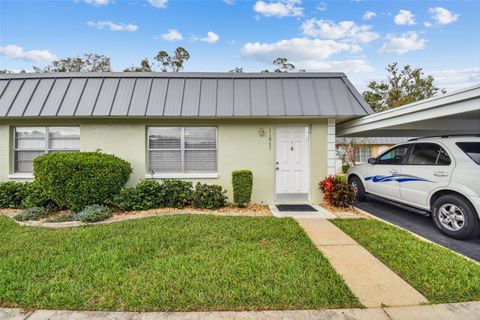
349,176 -> 366,202
432,194 -> 480,240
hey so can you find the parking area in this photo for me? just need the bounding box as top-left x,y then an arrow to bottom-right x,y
356,199 -> 480,262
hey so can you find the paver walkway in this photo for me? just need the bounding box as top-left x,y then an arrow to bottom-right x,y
296,218 -> 428,308
2,302 -> 480,320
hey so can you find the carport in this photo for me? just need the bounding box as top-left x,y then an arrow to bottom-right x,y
337,85 -> 480,137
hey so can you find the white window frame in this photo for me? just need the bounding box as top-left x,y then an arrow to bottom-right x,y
146,126 -> 218,179
355,146 -> 372,163
10,126 -> 80,178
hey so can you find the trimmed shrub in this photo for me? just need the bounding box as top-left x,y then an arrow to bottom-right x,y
111,180 -> 164,211
21,181 -> 58,210
335,175 -> 347,183
0,182 -> 28,208
111,187 -> 139,211
232,170 -> 253,207
160,179 -> 193,208
342,163 -> 350,174
192,183 -> 227,209
34,152 -> 132,212
13,207 -> 48,221
74,205 -> 113,223
319,176 -> 356,208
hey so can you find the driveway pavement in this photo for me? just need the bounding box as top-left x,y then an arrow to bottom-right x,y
356,199 -> 480,262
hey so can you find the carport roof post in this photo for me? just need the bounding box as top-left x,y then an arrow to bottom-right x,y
336,84 -> 480,137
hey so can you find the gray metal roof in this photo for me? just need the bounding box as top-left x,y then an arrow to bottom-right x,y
0,72 -> 372,118
336,137 -> 409,145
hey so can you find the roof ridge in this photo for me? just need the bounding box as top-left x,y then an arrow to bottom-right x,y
0,71 -> 347,80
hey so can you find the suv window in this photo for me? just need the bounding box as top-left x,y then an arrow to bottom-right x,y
377,145 -> 410,165
407,143 -> 451,165
456,142 -> 480,165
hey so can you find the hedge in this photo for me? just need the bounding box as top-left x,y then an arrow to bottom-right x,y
192,183 -> 227,209
0,182 -> 27,208
34,152 -> 132,212
232,170 -> 253,207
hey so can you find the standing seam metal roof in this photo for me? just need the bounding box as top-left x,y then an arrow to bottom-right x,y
0,72 -> 372,118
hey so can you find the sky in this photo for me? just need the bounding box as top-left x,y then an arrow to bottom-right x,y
1,0 -> 479,91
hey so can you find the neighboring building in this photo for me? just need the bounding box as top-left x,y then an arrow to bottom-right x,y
335,137 -> 408,173
0,72 -> 371,204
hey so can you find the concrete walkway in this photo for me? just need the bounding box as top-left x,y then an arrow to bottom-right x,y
296,218 -> 428,308
2,302 -> 480,320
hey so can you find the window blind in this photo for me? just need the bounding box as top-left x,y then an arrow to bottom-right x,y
148,127 -> 217,174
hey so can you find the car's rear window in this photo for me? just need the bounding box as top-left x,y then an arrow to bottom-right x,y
456,142 -> 480,165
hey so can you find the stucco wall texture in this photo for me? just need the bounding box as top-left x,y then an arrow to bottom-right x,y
0,118 -> 328,204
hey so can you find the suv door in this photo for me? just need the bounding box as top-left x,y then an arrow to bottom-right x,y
365,144 -> 411,200
400,142 -> 454,208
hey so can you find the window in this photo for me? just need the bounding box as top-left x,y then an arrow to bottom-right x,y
407,143 -> 451,166
456,142 -> 480,165
148,127 -> 217,175
354,146 -> 372,163
14,126 -> 80,173
377,144 -> 410,165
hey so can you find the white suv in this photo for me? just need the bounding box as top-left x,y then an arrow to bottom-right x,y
347,136 -> 480,239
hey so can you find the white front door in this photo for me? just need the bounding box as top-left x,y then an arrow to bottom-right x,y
275,126 -> 309,196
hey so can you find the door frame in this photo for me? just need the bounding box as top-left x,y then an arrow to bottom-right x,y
274,125 -> 311,203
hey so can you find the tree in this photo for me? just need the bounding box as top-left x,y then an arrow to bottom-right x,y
229,67 -> 244,73
260,57 -> 296,73
33,53 -> 111,73
273,57 -> 295,73
154,47 -> 190,72
124,58 -> 153,72
363,63 -> 444,112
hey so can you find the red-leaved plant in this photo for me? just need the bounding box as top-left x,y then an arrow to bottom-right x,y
319,176 -> 356,208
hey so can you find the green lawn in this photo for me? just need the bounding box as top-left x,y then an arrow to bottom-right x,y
0,215 -> 359,311
332,219 -> 480,303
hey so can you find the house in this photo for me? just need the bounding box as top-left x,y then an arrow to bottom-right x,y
0,72 -> 371,204
335,137 -> 408,173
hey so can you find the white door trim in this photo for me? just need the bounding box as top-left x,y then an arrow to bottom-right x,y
274,126 -> 310,202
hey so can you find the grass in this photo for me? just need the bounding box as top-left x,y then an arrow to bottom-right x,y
332,218 -> 480,304
0,215 -> 359,311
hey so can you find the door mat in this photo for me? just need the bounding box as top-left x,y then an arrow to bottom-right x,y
276,204 -> 318,212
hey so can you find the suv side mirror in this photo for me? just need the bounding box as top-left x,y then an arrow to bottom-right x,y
367,158 -> 376,164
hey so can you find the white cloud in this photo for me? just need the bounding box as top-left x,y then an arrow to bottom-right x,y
160,29 -> 183,41
84,0 -> 111,6
430,67 -> 480,91
253,0 -> 303,18
379,31 -> 426,54
0,44 -> 56,63
242,37 -> 357,61
424,22 -> 432,28
87,21 -> 138,32
316,2 -> 327,12
394,9 -> 416,25
148,0 -> 167,9
302,19 -> 379,43
362,11 -> 376,20
193,31 -> 220,44
429,7 -> 459,25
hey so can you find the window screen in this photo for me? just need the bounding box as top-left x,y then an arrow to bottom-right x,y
354,146 -> 372,163
14,127 -> 80,173
377,145 -> 410,165
407,143 -> 451,166
148,127 -> 217,174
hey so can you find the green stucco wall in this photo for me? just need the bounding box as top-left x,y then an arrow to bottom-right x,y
0,118 -> 328,204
